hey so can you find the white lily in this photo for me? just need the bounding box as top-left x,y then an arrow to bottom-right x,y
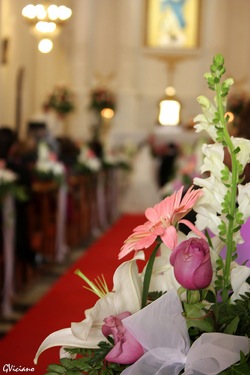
142,243 -> 182,293
34,252 -> 144,364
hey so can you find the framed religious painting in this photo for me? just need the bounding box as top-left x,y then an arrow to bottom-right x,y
144,0 -> 201,51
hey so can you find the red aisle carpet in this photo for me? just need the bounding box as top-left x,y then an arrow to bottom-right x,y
0,214 -> 145,375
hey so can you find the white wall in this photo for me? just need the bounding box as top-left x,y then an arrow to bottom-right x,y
0,0 -> 250,142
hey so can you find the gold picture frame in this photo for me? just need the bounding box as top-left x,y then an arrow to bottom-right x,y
144,0 -> 201,50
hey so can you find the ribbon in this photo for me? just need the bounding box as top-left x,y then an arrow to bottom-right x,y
2,194 -> 16,317
121,290 -> 250,375
55,184 -> 68,262
96,171 -> 108,230
108,168 -> 119,222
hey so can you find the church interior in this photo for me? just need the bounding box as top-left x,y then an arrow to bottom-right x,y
0,0 -> 250,373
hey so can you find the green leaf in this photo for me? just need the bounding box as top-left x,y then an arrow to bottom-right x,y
183,302 -> 215,333
141,241 -> 161,308
47,364 -> 66,374
224,315 -> 240,334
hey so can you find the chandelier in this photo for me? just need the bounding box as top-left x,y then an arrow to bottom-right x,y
22,2 -> 72,53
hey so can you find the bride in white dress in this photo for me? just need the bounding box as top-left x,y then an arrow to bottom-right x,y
120,141 -> 161,213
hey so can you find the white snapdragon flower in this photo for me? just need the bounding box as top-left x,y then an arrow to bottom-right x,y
231,137 -> 250,170
237,183 -> 250,220
230,265 -> 250,301
195,207 -> 222,235
193,96 -> 218,141
194,174 -> 227,214
200,143 -> 227,180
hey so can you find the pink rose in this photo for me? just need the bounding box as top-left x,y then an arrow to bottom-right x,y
102,312 -> 144,364
170,238 -> 213,290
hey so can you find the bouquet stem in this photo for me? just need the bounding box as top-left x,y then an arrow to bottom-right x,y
215,81 -> 239,301
141,242 -> 161,308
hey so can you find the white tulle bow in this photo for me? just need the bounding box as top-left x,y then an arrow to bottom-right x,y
121,290 -> 250,375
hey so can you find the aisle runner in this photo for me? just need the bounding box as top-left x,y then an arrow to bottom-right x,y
0,214 -> 145,375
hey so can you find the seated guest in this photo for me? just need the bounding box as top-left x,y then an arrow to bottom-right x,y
27,121 -> 59,156
0,126 -> 42,267
56,136 -> 80,168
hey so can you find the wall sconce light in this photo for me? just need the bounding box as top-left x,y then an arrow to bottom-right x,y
22,2 -> 72,53
158,86 -> 181,126
101,108 -> 115,120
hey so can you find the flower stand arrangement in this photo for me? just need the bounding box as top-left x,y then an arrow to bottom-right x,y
43,85 -> 75,135
89,87 -> 116,150
34,54 -> 250,374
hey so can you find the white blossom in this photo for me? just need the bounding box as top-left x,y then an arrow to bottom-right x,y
0,169 -> 17,184
231,137 -> 250,170
238,183 -> 250,220
193,96 -> 218,141
200,143 -> 227,180
230,265 -> 250,301
194,175 -> 227,214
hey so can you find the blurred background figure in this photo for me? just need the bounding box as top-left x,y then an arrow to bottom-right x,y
0,125 -> 43,267
120,139 -> 161,213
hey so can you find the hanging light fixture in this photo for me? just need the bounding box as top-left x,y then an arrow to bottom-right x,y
22,2 -> 72,53
158,86 -> 181,126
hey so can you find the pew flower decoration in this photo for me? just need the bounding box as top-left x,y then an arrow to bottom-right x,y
75,145 -> 102,174
0,160 -> 26,201
33,142 -> 65,184
35,54 -> 250,375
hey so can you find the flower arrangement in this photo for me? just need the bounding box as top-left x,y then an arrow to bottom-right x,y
89,87 -> 116,114
34,54 -> 250,374
33,142 -> 65,184
43,85 -> 75,116
74,145 -> 102,174
0,161 -> 27,201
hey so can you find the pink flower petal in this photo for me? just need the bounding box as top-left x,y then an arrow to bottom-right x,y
179,219 -> 206,240
161,226 -> 178,250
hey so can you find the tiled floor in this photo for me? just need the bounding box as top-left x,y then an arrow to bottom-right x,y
0,247 -> 85,339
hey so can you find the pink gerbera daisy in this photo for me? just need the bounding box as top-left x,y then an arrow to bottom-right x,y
119,186 -> 205,259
